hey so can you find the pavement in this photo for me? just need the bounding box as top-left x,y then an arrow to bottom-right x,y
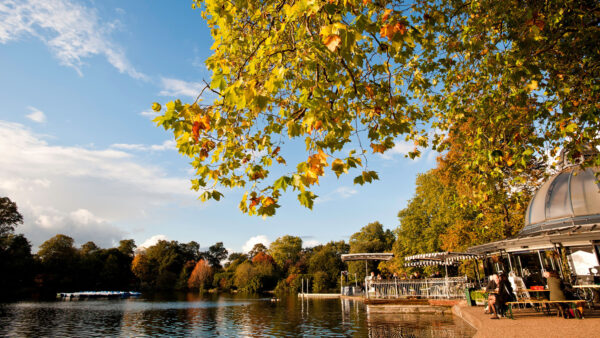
452,304 -> 600,338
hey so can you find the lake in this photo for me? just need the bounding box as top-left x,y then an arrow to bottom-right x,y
0,293 -> 476,337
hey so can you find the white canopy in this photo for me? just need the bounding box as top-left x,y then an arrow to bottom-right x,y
404,251 -> 480,263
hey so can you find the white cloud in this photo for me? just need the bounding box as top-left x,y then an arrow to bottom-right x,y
0,120 -> 196,248
140,110 -> 159,119
303,239 -> 320,248
26,106 -> 46,123
242,235 -> 270,253
380,141 -> 414,160
19,205 -> 124,249
159,77 -> 205,98
0,0 -> 146,79
110,140 -> 176,152
138,234 -> 169,249
316,186 -> 357,204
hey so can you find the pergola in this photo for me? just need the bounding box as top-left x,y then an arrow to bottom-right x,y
341,253 -> 394,280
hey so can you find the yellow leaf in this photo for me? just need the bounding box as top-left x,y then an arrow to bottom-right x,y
527,80 -> 538,91
323,34 -> 341,52
262,197 -> 276,207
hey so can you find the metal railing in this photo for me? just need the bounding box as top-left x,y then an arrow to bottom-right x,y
366,276 -> 470,299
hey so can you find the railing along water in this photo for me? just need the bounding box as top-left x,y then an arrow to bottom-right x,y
366,277 -> 470,299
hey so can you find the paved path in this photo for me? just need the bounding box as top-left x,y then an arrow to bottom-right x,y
452,304 -> 600,338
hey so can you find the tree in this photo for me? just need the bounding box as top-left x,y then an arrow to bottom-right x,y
37,234 -> 79,291
153,0 -> 599,216
251,251 -> 275,265
269,235 -> 302,269
385,167 -> 529,274
348,222 -> 394,279
132,252 -> 154,288
80,241 -> 100,255
188,259 -> 214,291
0,197 -> 23,236
0,234 -> 34,300
180,241 -> 201,261
205,242 -> 228,269
225,252 -> 248,272
118,239 -> 137,257
308,242 -> 346,291
248,243 -> 268,260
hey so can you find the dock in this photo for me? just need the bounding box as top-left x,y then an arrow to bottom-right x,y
57,291 -> 141,299
298,293 -> 341,299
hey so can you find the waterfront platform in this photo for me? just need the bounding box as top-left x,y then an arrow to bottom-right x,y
297,293 -> 341,299
452,304 -> 600,337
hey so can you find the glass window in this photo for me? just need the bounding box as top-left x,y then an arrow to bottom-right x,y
568,246 -> 599,276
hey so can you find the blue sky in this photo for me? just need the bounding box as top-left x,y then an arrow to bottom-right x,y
0,0 -> 435,252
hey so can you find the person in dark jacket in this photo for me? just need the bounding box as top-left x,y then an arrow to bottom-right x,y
491,273 -> 514,319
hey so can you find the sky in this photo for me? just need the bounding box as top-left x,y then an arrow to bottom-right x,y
0,0 -> 436,253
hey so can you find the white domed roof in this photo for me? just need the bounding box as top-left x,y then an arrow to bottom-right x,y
522,167 -> 600,235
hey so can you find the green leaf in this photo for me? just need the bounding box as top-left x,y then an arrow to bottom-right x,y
298,191 -> 317,209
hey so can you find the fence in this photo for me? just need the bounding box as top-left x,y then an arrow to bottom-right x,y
366,276 -> 470,299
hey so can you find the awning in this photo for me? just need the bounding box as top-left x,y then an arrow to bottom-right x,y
404,251 -> 481,263
404,259 -> 457,267
341,253 -> 394,262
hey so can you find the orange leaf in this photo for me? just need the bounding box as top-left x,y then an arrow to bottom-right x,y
323,34 -> 341,52
192,122 -> 201,143
370,143 -> 386,154
365,85 -> 374,98
382,9 -> 392,22
249,196 -> 261,208
394,22 -> 407,35
272,146 -> 281,156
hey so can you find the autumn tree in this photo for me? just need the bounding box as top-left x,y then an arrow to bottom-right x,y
153,0 -> 599,216
251,251 -> 275,265
248,243 -> 268,260
188,259 -> 214,291
132,252 -> 153,288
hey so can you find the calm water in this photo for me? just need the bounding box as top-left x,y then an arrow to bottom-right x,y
0,293 -> 475,337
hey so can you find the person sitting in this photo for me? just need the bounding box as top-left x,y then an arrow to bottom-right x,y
490,273 -> 513,319
410,271 -> 421,279
485,274 -> 499,316
544,270 -> 568,318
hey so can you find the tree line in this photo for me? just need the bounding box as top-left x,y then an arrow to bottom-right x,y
1,159 -> 527,300
1,197 -> 397,300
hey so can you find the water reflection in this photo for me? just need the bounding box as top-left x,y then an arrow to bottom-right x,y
0,294 -> 475,337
